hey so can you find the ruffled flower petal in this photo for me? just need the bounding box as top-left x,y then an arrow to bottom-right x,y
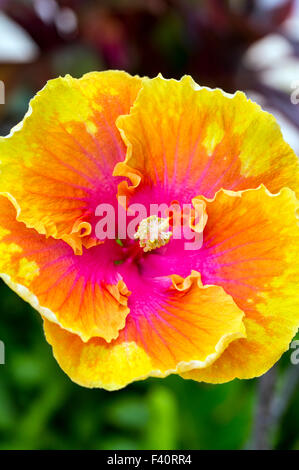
181,185 -> 299,382
0,71 -> 142,253
114,75 -> 299,203
0,196 -> 130,342
43,271 -> 246,390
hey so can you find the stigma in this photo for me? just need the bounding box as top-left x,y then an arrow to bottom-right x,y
134,215 -> 172,252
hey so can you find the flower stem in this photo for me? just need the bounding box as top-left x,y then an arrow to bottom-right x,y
250,366 -> 278,450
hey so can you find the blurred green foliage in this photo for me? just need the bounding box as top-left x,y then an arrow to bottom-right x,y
0,281 -> 297,450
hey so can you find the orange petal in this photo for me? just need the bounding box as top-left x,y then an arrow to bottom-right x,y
43,271 -> 246,390
182,185 -> 299,383
0,196 -> 130,342
0,71 -> 142,253
114,75 -> 299,202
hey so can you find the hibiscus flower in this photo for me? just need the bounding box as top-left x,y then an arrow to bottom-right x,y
0,71 -> 298,390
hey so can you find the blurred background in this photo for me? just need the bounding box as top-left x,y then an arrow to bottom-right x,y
0,0 -> 298,450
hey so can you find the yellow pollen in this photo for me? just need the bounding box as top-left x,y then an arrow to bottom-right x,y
134,215 -> 172,252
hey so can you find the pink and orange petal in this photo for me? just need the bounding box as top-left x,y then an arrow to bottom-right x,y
44,271 -> 246,390
115,75 -> 299,205
0,71 -> 143,253
0,196 -> 130,343
182,185 -> 299,382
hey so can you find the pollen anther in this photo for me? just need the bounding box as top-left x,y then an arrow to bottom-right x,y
134,215 -> 172,252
